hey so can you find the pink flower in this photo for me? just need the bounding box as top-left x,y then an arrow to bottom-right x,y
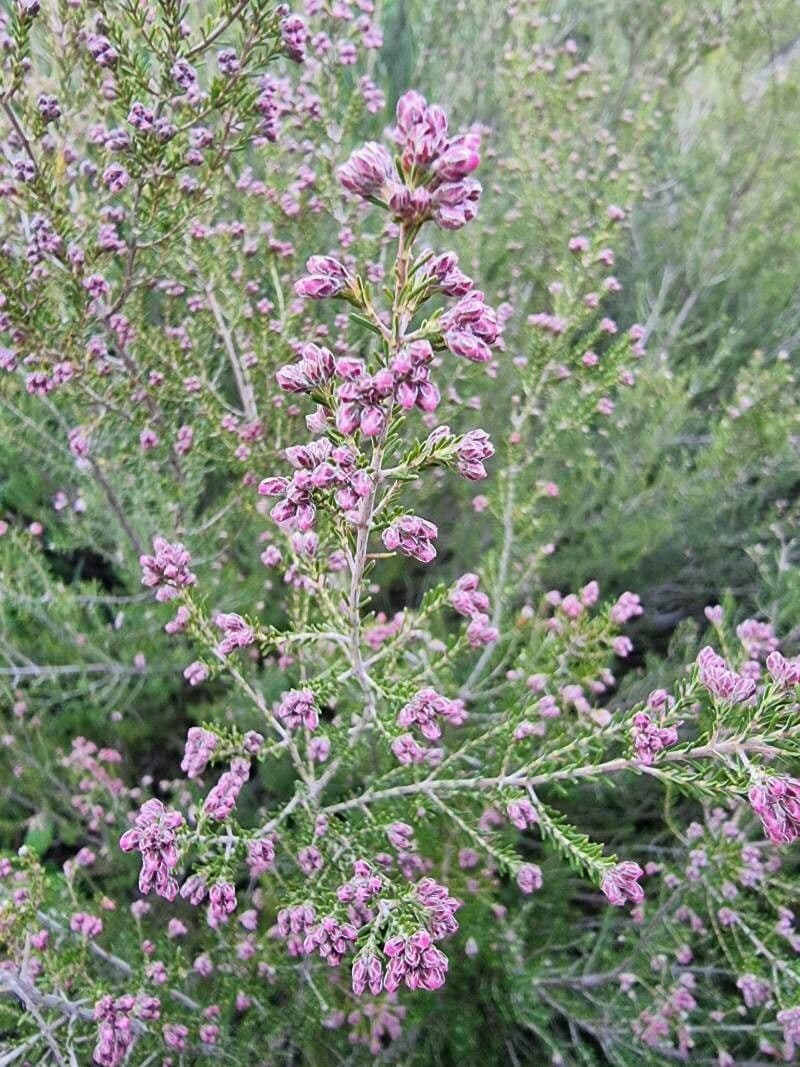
277,688 -> 320,731
610,591 -> 643,624
139,537 -> 196,602
601,861 -> 645,907
204,759 -> 250,821
276,342 -> 335,393
455,429 -> 494,480
214,612 -> 255,656
516,864 -> 543,894
208,881 -> 237,926
383,930 -> 449,992
397,687 -> 466,740
749,776 -> 800,844
294,256 -> 352,300
352,954 -> 384,995
440,290 -> 500,363
119,799 -> 184,901
304,915 -> 358,966
766,650 -> 800,688
183,661 -> 208,686
613,635 -> 634,658
631,712 -> 678,766
696,646 -> 756,704
181,727 -> 217,779
382,515 -> 438,563
450,573 -> 490,618
338,141 -> 397,199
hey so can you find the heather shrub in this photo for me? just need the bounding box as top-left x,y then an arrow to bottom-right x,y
1,2 -> 799,1065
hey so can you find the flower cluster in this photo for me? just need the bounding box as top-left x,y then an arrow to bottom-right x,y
339,91 -> 481,230
119,800 -> 183,902
748,776 -> 800,844
139,538 -> 196,603
697,646 -> 757,703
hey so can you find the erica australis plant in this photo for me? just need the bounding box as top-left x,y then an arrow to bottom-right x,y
1,2 -> 800,1065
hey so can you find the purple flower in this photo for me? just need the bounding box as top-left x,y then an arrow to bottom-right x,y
390,341 -> 440,413
277,688 -> 320,731
601,861 -> 645,907
440,290 -> 500,363
338,141 -> 397,199
455,429 -> 494,480
382,515 -> 438,563
697,646 -> 756,704
181,727 -> 217,779
280,13 -> 307,62
631,712 -> 678,766
352,954 -> 384,995
70,912 -> 103,938
766,650 -> 800,688
749,776 -> 800,844
217,48 -> 240,75
208,881 -> 237,926
247,837 -> 276,876
294,256 -> 352,300
276,342 -> 336,393
394,90 -> 449,168
214,612 -> 255,656
258,473 -> 315,530
391,733 -> 428,764
170,58 -> 197,90
163,1023 -> 189,1051
140,537 -> 196,602
432,133 -> 481,182
204,759 -> 250,821
736,618 -> 778,659
507,799 -> 538,830
119,799 -> 184,901
335,359 -> 394,437
516,864 -> 543,894
127,101 -> 155,132
303,916 -> 358,966
431,178 -> 482,230
397,687 -> 466,740
37,94 -> 61,122
183,661 -> 208,686
384,930 -> 448,992
87,33 -> 118,67
92,996 -> 134,1067
68,426 -> 90,458
416,250 -> 473,296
